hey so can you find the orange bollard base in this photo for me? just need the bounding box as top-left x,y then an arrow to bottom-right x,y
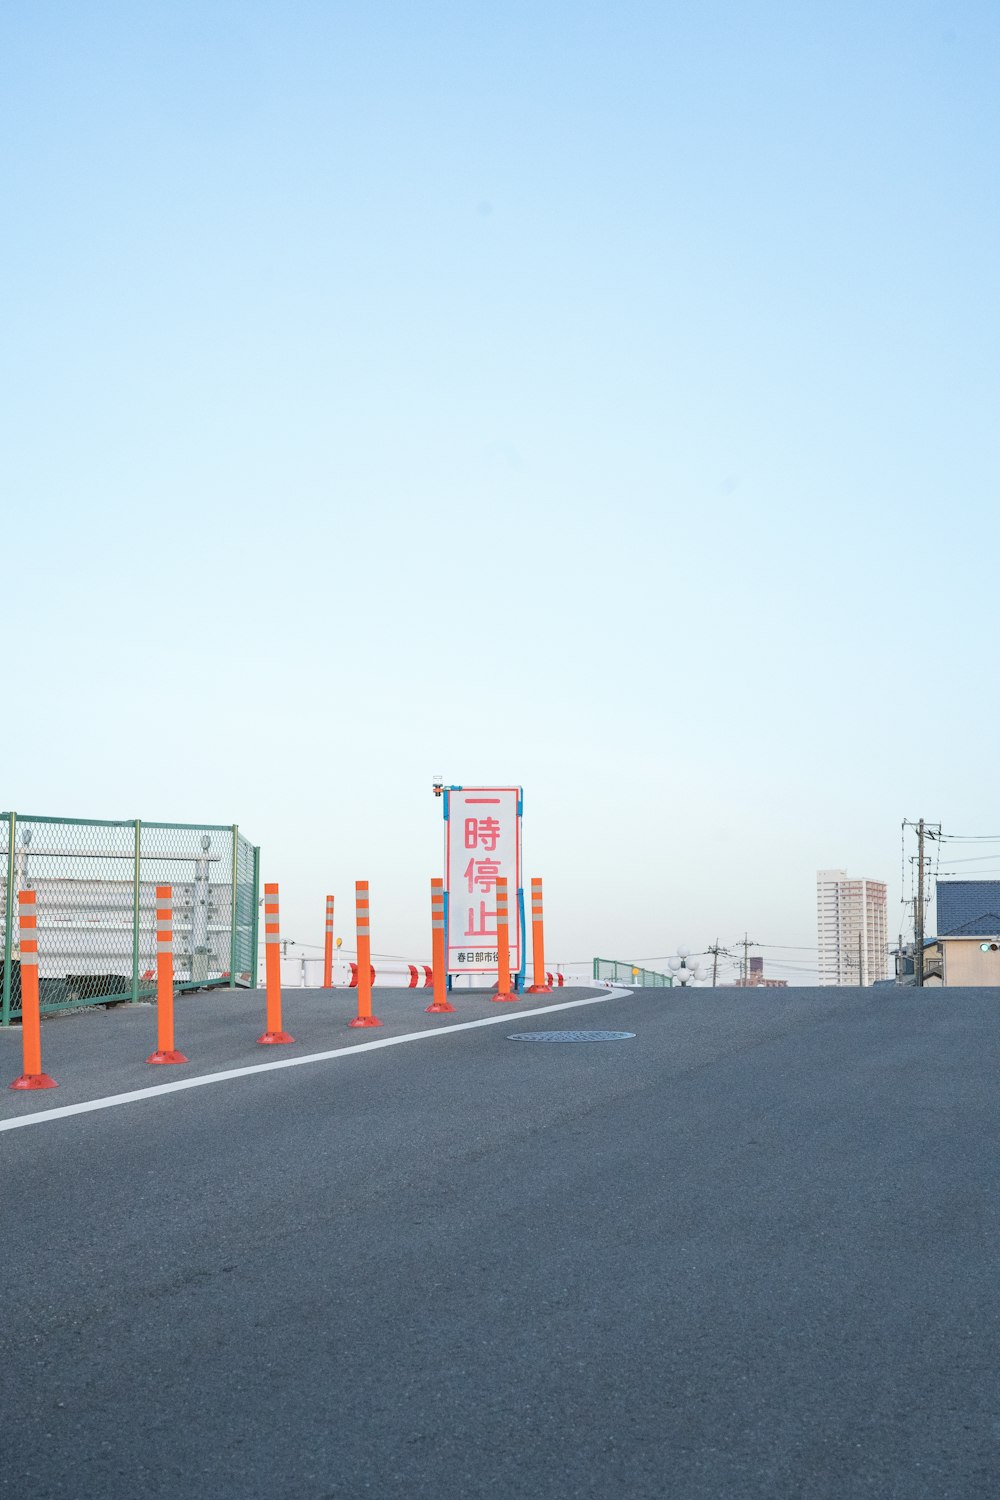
348,1015 -> 382,1028
425,1000 -> 455,1013
146,1050 -> 189,1065
527,984 -> 553,994
257,1031 -> 295,1045
492,992 -> 519,1002
10,1073 -> 58,1091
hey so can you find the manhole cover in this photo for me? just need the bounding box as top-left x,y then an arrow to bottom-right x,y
507,1030 -> 636,1043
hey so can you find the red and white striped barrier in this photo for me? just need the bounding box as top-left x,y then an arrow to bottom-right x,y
275,956 -> 566,989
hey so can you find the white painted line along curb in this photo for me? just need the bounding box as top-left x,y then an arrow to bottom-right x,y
0,989 -> 633,1132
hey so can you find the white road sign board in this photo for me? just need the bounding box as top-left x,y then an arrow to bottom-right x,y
444,786 -> 522,975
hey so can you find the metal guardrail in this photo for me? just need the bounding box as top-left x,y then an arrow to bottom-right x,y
1,812 -> 259,1024
593,958 -> 673,986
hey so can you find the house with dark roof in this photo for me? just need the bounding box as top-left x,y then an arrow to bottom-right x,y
891,938 -> 943,985
931,881 -> 1000,986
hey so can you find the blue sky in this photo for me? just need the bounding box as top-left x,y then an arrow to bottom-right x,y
3,2 -> 998,980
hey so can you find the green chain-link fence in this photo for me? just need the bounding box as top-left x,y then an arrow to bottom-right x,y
593,958 -> 673,986
1,813 -> 260,1024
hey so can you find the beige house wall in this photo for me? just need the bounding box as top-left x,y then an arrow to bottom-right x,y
942,940 -> 1000,987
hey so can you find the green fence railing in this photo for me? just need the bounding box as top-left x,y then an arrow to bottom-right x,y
0,812 -> 259,1024
593,958 -> 673,987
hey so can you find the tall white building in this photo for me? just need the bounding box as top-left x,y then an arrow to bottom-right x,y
816,870 -> 888,986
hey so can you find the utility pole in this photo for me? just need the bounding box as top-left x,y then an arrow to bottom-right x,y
741,934 -> 758,987
904,817 -> 940,988
706,939 -> 726,987
858,930 -> 864,988
914,818 -> 925,988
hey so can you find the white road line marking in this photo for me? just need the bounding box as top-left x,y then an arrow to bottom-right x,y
0,989 -> 631,1132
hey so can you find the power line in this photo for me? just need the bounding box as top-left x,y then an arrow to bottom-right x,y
763,960 -> 822,970
931,852 -> 1000,864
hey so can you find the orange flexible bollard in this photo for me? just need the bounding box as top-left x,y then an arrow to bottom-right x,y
426,877 -> 454,1013
492,875 -> 518,1002
258,882 -> 294,1044
10,891 -> 57,1090
146,885 -> 187,1064
527,877 -> 552,994
349,881 -> 381,1027
323,894 -> 335,988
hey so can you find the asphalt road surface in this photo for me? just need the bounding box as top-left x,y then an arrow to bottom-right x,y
1,983 -> 997,1498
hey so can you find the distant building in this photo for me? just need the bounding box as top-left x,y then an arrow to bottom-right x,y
729,956 -> 788,988
929,881 -> 1000,987
816,870 -> 888,985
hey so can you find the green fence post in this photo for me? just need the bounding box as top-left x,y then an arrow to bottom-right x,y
131,818 -> 141,1005
229,824 -> 239,989
2,811 -> 15,1026
251,845 -> 261,988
